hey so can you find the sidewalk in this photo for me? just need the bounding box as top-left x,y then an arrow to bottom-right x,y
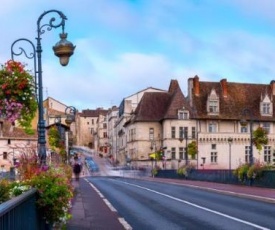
66,178 -> 126,230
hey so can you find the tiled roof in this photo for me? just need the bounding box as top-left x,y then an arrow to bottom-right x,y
80,108 -> 108,117
129,80 -> 189,123
133,92 -> 171,121
191,78 -> 275,121
1,121 -> 37,139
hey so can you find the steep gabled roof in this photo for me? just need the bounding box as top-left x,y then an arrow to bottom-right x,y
191,77 -> 275,121
126,80 -> 188,123
164,80 -> 190,119
133,92 -> 170,122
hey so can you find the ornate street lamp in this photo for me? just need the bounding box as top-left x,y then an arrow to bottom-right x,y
65,106 -> 77,126
11,10 -> 75,166
240,108 -> 254,165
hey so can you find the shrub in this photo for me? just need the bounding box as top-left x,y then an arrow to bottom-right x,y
0,179 -> 11,204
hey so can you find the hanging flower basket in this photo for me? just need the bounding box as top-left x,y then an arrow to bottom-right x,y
0,60 -> 37,133
252,126 -> 268,151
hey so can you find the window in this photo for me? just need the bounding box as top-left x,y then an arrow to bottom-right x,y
149,128 -> 154,140
103,132 -> 107,138
103,123 -> 107,129
129,128 -> 136,141
264,146 -> 271,163
208,122 -> 217,133
192,127 -> 196,139
262,103 -> 270,114
179,147 -> 184,159
210,152 -> 217,163
211,144 -> 216,150
245,146 -> 250,163
262,123 -> 270,134
171,148 -> 176,160
178,111 -> 184,120
241,126 -> 248,133
171,127 -> 175,138
184,127 -> 188,138
209,101 -> 218,113
3,152 -> 7,160
92,119 -> 94,125
179,127 -> 184,138
178,110 -> 189,120
7,139 -> 11,145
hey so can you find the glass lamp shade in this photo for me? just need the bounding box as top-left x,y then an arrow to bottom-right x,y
53,33 -> 75,66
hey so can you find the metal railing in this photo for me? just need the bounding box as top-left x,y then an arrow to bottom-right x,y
0,188 -> 48,230
156,169 -> 275,188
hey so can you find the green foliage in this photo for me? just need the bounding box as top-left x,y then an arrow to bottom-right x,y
151,165 -> 160,176
0,179 -> 11,204
253,126 -> 268,151
48,126 -> 61,149
233,163 -> 250,182
28,167 -> 73,224
234,162 -> 269,182
177,164 -> 195,177
187,141 -> 197,159
1,147 -> 73,226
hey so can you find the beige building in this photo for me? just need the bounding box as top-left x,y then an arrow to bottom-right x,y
76,108 -> 108,153
0,121 -> 37,173
106,77 -> 275,170
114,87 -> 167,165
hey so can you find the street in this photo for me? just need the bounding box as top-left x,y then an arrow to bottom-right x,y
86,176 -> 275,230
68,148 -> 275,230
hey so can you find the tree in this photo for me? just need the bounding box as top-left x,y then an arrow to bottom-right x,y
253,126 -> 268,152
187,141 -> 197,159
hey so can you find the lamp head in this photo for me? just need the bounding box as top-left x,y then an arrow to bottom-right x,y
53,33 -> 75,66
240,119 -> 248,127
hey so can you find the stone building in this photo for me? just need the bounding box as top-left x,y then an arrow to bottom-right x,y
107,77 -> 275,170
77,108 -> 108,152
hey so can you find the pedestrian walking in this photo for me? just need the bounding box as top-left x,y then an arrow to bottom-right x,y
73,156 -> 82,181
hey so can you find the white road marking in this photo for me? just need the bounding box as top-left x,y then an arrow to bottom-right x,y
118,218 -> 133,230
120,180 -> 270,230
84,179 -> 133,230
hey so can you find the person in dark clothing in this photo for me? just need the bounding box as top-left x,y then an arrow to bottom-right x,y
73,156 -> 82,181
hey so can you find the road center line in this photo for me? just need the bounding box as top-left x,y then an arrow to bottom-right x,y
120,180 -> 270,230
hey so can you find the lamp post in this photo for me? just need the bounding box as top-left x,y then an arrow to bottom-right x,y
240,108 -> 254,165
11,10 -> 75,166
65,106 -> 77,162
227,137 -> 233,171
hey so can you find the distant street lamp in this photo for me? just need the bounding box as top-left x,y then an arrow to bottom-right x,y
240,108 -> 254,165
227,137 -> 233,171
11,10 -> 75,166
65,106 -> 77,126
64,106 -> 77,161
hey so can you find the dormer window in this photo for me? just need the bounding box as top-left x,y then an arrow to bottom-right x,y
260,94 -> 272,116
178,108 -> 189,120
207,89 -> 219,115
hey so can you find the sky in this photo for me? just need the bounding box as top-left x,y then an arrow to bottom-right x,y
1,0 -> 275,111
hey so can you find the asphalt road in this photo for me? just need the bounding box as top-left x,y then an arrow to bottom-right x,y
87,177 -> 275,230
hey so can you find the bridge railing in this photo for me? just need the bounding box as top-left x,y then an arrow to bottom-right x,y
0,188 -> 48,230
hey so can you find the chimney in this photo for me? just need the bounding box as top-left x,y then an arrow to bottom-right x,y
270,80 -> 275,95
193,76 -> 200,96
220,78 -> 228,98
